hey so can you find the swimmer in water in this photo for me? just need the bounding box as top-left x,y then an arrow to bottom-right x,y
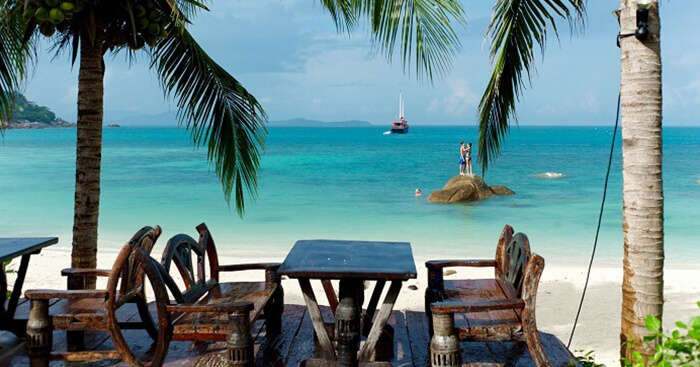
415,188 -> 422,196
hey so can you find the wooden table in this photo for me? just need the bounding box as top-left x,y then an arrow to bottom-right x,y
0,237 -> 58,335
278,239 -> 417,367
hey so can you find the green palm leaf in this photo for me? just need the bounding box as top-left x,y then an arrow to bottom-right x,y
0,2 -> 33,125
320,0 -> 465,81
478,0 -> 585,173
150,24 -> 266,214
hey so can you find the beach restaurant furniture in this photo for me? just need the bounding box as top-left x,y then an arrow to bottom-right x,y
24,226 -> 162,365
129,223 -> 283,367
278,239 -> 417,367
0,237 -> 58,335
424,225 -> 549,367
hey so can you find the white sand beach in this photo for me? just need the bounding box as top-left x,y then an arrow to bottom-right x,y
8,246 -> 700,366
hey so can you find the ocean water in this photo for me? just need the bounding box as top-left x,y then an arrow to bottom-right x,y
1,126 -> 698,266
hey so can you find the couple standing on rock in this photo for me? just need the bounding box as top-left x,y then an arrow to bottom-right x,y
459,141 -> 472,176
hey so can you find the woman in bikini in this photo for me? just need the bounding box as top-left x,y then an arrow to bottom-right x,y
466,142 -> 473,175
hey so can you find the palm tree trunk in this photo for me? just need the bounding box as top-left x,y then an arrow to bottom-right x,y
618,0 -> 664,360
69,35 -> 104,290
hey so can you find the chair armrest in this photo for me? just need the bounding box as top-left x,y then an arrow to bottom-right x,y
425,259 -> 497,269
431,298 -> 525,314
25,289 -> 108,300
166,301 -> 254,314
61,268 -> 113,277
217,262 -> 281,272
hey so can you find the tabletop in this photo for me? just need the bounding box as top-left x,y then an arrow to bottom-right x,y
0,238 -> 58,263
278,239 -> 417,280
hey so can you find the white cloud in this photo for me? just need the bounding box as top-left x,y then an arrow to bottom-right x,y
427,77 -> 478,117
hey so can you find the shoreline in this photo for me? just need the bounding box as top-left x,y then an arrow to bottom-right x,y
8,246 -> 700,366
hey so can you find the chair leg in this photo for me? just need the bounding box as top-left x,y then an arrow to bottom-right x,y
227,309 -> 253,367
26,299 -> 51,367
429,313 -> 460,367
265,285 -> 284,336
522,308 -> 551,367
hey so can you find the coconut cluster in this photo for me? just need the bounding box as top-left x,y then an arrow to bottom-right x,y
23,0 -> 81,37
23,0 -> 170,49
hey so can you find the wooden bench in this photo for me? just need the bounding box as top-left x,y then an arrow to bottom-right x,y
128,223 -> 283,366
24,226 -> 163,366
424,225 -> 549,367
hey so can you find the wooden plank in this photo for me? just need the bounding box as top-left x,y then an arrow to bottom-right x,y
255,304 -> 306,367
284,308 -> 316,367
385,310 -> 411,367
405,310 -> 430,367
298,278 -> 334,360
358,281 -> 401,361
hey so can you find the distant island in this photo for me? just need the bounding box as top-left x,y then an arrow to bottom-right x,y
0,93 -> 75,129
267,118 -> 373,127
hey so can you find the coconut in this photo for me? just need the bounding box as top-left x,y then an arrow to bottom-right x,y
138,17 -> 149,30
148,11 -> 160,22
59,2 -> 74,12
35,7 -> 49,22
39,22 -> 55,37
134,5 -> 146,17
49,8 -> 65,24
23,7 -> 36,20
148,23 -> 160,36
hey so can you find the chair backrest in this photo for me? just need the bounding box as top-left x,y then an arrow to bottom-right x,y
160,223 -> 219,303
494,224 -> 514,280
498,232 -> 531,297
107,226 -> 162,305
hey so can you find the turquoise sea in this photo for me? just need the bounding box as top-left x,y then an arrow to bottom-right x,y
1,126 -> 698,266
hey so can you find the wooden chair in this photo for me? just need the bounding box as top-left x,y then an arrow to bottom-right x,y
24,226 -> 163,366
124,223 -> 283,366
424,225 -> 549,367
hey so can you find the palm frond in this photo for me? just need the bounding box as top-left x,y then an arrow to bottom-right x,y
320,0 -> 465,81
0,2 -> 34,125
150,24 -> 266,214
478,0 -> 585,173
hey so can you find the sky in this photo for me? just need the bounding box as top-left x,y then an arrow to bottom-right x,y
19,0 -> 700,126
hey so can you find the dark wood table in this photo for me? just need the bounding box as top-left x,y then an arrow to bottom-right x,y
0,237 -> 58,335
278,239 -> 417,367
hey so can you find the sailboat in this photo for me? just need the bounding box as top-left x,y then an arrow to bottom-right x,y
390,92 -> 409,134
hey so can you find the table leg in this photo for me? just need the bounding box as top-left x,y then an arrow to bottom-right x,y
358,281 -> 402,362
335,279 -> 363,366
362,280 -> 386,336
0,266 -> 7,326
7,254 -> 31,318
298,278 -> 335,360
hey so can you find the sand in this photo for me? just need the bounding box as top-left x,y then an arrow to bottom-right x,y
7,246 -> 700,366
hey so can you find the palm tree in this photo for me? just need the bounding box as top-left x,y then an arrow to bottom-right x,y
476,0 -> 664,361
618,0 -> 663,360
0,0 -> 464,289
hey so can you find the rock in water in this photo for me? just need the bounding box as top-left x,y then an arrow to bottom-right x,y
428,175 -> 515,203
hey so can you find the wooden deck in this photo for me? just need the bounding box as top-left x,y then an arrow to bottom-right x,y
0,299 -> 577,366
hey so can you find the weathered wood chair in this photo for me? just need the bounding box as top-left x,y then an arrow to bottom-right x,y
124,223 -> 283,366
24,225 -> 163,366
424,225 -> 549,367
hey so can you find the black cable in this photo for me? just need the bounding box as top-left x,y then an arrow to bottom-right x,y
567,92 -> 621,348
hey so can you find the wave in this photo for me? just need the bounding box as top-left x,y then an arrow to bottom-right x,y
382,131 -> 392,135
535,172 -> 566,179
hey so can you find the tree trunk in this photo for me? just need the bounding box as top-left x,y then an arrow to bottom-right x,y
70,35 -> 105,290
619,0 -> 664,361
